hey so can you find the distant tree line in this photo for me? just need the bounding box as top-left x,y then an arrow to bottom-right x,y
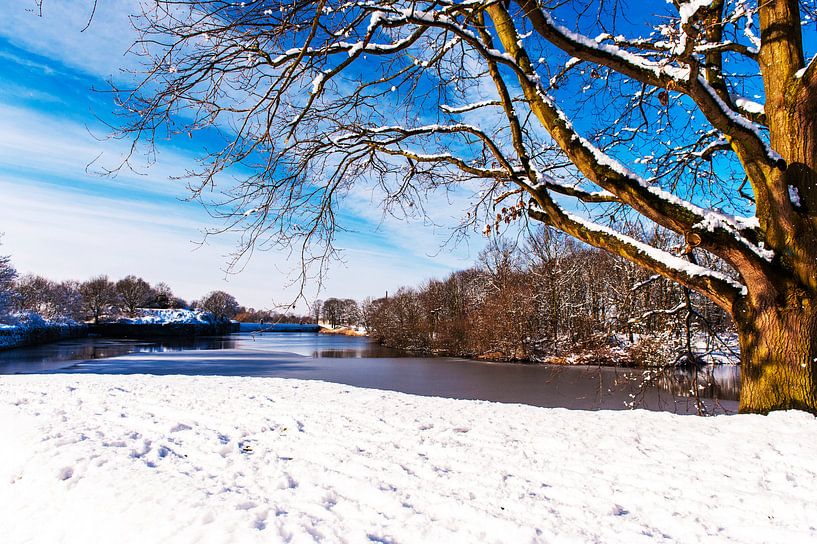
232,298 -> 361,327
0,245 -> 244,325
233,307 -> 315,324
0,242 -> 336,327
362,227 -> 734,365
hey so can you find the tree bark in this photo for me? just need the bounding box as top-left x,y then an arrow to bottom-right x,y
735,294 -> 817,413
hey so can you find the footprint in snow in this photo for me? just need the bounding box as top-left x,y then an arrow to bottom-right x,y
611,504 -> 629,516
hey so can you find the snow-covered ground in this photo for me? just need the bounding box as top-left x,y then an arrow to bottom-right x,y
117,308 -> 214,325
1,375 -> 814,544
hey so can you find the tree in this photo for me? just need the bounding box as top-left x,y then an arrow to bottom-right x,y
197,290 -> 240,320
115,275 -> 154,316
321,298 -> 343,328
147,282 -> 189,309
49,280 -> 84,322
341,299 -> 361,327
120,1 -> 817,413
0,245 -> 16,320
311,299 -> 323,324
14,275 -> 83,321
80,276 -> 120,324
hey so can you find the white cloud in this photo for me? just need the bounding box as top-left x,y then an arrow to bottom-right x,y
0,100 -> 479,309
0,3 -> 489,309
0,102 -> 191,198
0,0 -> 142,79
0,175 -> 469,309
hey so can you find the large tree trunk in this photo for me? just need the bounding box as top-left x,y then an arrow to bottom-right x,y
735,294 -> 817,413
745,2 -> 817,414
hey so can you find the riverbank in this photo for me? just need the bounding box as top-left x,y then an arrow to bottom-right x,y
0,316 -> 237,352
89,320 -> 238,338
319,325 -> 367,337
372,331 -> 741,368
0,321 -> 87,351
0,374 -> 813,543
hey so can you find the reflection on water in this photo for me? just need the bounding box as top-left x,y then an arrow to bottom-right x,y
659,365 -> 741,401
312,346 -> 412,358
0,331 -> 741,414
0,336 -> 236,374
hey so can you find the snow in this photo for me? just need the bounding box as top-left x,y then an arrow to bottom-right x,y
440,100 -> 498,114
117,309 -> 214,325
535,11 -> 692,81
679,0 -> 714,25
1,375 -> 815,543
789,185 -> 801,207
795,55 -> 815,79
0,314 -> 82,349
311,72 -> 326,95
732,95 -> 765,115
697,76 -> 783,164
545,205 -> 748,294
692,214 -> 774,261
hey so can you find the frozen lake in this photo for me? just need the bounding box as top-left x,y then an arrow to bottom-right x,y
0,331 -> 739,413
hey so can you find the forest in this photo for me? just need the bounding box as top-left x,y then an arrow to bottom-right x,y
361,227 -> 735,366
0,252 -> 243,325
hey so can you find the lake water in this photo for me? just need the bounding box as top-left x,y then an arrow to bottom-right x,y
0,331 -> 740,414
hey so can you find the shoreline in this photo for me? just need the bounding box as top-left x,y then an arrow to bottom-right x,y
0,320 -> 238,352
0,323 -> 88,352
367,341 -> 741,368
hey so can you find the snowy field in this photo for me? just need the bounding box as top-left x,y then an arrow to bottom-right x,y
0,375 -> 815,544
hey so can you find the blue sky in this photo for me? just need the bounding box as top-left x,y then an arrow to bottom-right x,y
4,1 -> 803,310
0,1 -> 485,310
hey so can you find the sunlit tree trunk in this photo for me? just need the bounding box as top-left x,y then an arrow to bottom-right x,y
731,1 -> 817,413
735,295 -> 817,412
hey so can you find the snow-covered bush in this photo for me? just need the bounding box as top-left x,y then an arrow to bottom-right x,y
628,332 -> 686,367
117,308 -> 214,325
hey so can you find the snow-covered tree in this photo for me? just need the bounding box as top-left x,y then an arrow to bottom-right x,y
0,246 -> 16,321
15,275 -> 83,321
119,1 -> 817,413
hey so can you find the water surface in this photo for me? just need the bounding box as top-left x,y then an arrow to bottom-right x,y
0,331 -> 739,414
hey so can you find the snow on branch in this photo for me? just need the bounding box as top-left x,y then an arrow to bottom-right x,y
440,100 -> 501,114
511,0 -> 783,174
530,171 -> 618,203
483,2 -> 775,278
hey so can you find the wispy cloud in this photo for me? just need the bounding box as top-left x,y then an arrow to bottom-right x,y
0,2 -> 486,309
0,98 -> 478,307
0,0 -> 142,79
